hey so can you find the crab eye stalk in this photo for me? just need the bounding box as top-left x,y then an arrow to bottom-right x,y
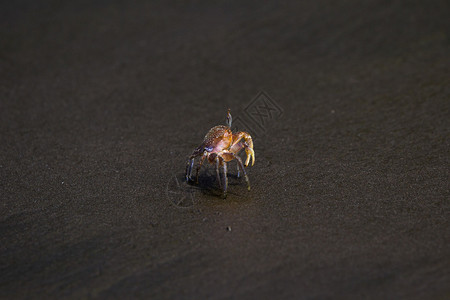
226,109 -> 232,128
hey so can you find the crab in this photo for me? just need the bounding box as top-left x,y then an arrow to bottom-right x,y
185,109 -> 255,198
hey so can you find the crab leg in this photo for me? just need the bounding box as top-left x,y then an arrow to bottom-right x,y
186,146 -> 204,182
234,155 -> 251,191
222,160 -> 228,198
186,158 -> 195,182
215,156 -> 222,189
220,150 -> 251,191
195,152 -> 207,183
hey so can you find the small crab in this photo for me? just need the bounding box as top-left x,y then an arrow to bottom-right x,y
186,109 -> 255,198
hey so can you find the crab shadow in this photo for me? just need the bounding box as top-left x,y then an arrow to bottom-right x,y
187,167 -> 247,199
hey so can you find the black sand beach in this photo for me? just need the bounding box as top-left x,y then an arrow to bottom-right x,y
1,1 -> 449,299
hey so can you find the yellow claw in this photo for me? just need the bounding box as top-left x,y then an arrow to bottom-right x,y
245,148 -> 255,167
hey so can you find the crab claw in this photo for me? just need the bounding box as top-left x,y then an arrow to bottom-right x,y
244,147 -> 255,167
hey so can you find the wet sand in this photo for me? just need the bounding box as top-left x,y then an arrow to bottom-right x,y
1,1 -> 449,299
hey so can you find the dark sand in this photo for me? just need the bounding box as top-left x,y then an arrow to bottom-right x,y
1,1 -> 449,299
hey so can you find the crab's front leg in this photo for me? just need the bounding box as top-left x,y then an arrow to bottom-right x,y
230,132 -> 255,167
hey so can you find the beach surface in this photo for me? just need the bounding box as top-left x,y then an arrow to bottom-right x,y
1,1 -> 449,299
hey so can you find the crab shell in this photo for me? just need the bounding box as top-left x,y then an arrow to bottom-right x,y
201,125 -> 255,166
